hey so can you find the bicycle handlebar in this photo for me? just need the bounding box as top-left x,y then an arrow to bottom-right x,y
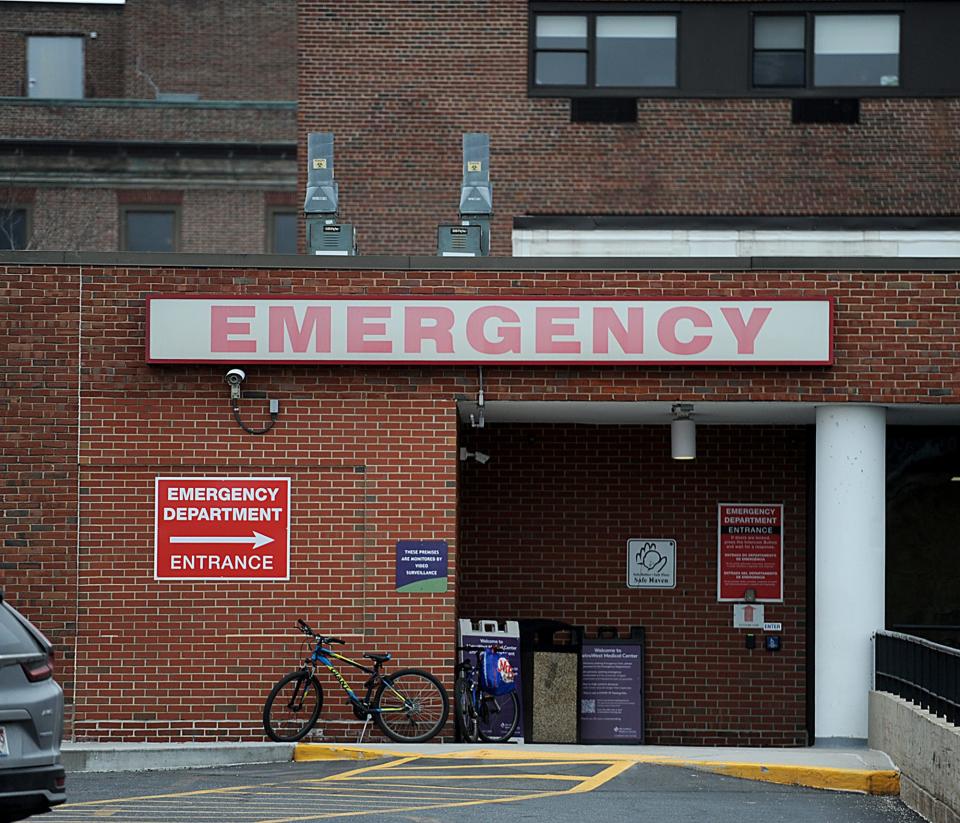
296,619 -> 345,645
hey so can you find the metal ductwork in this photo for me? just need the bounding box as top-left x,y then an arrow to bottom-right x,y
438,133 -> 492,256
304,132 -> 357,256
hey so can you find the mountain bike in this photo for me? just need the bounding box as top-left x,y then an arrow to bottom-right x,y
263,620 -> 449,744
454,644 -> 520,743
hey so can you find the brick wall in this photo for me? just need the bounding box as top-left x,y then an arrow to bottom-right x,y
123,0 -> 296,101
298,0 -> 960,255
0,263 -> 80,731
0,100 -> 295,143
1,261 -> 956,743
459,423 -> 808,746
0,2 -> 124,98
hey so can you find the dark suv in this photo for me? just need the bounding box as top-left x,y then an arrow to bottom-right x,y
0,593 -> 65,823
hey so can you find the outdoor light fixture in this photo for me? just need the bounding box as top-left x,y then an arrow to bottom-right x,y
671,403 -> 696,461
459,447 -> 491,465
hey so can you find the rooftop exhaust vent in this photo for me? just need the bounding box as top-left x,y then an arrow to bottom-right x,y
438,133 -> 492,256
304,132 -> 356,255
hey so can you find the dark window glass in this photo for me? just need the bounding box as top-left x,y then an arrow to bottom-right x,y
596,16 -> 676,87
535,15 -> 587,50
0,208 -> 27,250
271,211 -> 297,254
754,52 -> 806,87
753,16 -> 805,88
124,210 -> 176,252
535,16 -> 588,85
536,52 -> 587,85
533,12 -> 677,90
814,15 -> 900,88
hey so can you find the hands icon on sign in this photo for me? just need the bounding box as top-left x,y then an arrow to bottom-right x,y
636,543 -> 668,573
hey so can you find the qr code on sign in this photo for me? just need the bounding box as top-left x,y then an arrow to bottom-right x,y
581,699 -> 596,714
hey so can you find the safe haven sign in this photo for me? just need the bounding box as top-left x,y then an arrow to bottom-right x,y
155,477 -> 290,580
146,297 -> 832,365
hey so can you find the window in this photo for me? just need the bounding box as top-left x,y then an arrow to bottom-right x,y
814,15 -> 900,88
27,36 -> 84,99
753,13 -> 900,90
268,209 -> 297,254
0,208 -> 28,250
533,12 -> 677,90
753,16 -> 805,88
122,208 -> 178,252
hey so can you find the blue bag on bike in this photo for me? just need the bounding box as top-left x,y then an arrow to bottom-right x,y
479,649 -> 516,696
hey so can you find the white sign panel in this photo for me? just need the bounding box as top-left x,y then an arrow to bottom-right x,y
147,296 -> 833,365
733,604 -> 765,628
627,539 -> 676,589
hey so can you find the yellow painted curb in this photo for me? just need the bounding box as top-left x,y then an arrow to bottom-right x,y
292,744 -> 900,796
697,762 -> 901,796
294,744 -> 393,762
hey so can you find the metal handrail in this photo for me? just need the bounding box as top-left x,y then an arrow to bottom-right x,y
875,631 -> 960,727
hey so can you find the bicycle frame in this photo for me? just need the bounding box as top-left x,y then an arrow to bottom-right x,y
306,642 -> 408,716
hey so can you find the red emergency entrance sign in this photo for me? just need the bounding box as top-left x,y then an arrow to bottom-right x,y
717,503 -> 783,602
155,477 -> 290,580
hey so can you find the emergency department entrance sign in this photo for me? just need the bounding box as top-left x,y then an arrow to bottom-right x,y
155,477 -> 290,580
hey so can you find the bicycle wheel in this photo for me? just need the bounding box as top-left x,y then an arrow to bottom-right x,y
476,690 -> 520,743
453,676 -> 477,743
263,670 -> 323,742
374,668 -> 449,743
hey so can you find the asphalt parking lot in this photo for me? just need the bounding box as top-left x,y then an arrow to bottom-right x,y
51,754 -> 923,823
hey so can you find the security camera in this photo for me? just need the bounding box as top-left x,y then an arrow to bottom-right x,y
459,447 -> 491,465
225,368 -> 246,387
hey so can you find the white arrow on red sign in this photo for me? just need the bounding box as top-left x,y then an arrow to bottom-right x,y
169,531 -> 274,549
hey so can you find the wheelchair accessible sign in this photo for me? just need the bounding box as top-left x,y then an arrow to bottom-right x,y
627,538 -> 676,589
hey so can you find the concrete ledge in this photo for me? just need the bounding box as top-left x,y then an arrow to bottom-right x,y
62,742 -> 295,773
293,743 -> 899,795
870,690 -> 960,820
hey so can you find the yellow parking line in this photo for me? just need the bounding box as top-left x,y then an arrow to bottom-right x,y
51,785 -> 271,807
386,760 -> 616,770
330,780 -> 584,786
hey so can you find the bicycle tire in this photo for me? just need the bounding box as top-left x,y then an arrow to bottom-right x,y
476,690 -> 520,743
374,668 -> 450,743
453,676 -> 477,743
263,670 -> 323,742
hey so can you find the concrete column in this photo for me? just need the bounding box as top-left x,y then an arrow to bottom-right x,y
815,404 -> 886,744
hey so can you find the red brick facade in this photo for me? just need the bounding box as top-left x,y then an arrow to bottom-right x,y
0,1 -> 296,255
1,259 -> 955,744
0,0 -> 294,102
297,0 -> 960,256
0,2 -> 124,99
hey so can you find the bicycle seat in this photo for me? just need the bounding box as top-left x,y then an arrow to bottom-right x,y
364,652 -> 391,663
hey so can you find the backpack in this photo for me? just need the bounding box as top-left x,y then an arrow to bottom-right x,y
479,649 -> 516,696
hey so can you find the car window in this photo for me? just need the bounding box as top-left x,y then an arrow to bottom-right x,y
0,604 -> 42,656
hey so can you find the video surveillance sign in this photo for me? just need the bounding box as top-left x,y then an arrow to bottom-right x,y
627,539 -> 676,589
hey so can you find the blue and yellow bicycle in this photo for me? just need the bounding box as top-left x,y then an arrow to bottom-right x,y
263,620 -> 449,743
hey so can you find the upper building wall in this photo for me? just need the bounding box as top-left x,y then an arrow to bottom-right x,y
0,1 -> 125,98
123,0 -> 296,101
0,0 -> 296,102
297,0 -> 960,255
